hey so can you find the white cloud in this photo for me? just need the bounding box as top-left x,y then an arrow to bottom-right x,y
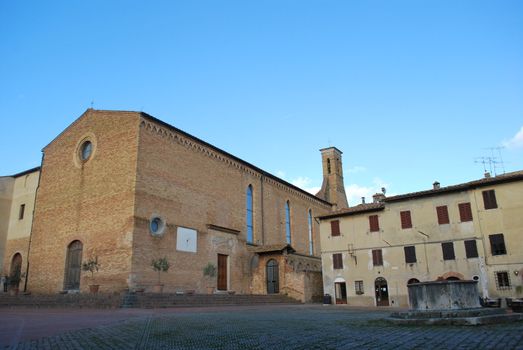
346,177 -> 393,206
290,176 -> 321,195
275,170 -> 286,178
503,126 -> 523,150
347,166 -> 367,174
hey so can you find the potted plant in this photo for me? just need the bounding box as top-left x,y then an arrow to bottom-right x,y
203,262 -> 217,294
82,257 -> 100,294
151,257 -> 170,293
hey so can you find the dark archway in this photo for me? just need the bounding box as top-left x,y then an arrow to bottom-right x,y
9,253 -> 23,289
375,277 -> 389,306
266,259 -> 279,294
407,278 -> 420,285
64,240 -> 83,290
446,276 -> 460,281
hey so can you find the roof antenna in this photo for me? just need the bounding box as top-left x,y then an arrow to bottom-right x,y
90,101 -> 94,109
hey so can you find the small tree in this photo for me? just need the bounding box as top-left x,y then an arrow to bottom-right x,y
151,257 -> 170,285
203,262 -> 217,279
82,257 -> 100,283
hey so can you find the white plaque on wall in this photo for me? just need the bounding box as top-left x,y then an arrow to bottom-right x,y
177,227 -> 197,253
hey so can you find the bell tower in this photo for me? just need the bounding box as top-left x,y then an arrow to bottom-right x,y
316,147 -> 348,209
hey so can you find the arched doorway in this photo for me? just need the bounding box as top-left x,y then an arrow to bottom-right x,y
9,253 -> 23,289
266,259 -> 279,294
64,241 -> 83,290
375,277 -> 389,306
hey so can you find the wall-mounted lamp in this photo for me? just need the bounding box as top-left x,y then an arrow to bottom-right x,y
514,270 -> 519,276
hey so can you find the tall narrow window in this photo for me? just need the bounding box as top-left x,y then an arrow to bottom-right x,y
489,234 -> 506,255
464,240 -> 479,258
436,206 -> 450,225
333,253 -> 343,269
458,202 -> 473,222
404,246 -> 417,263
482,190 -> 498,210
400,210 -> 412,229
19,204 -> 25,220
285,201 -> 291,244
442,242 -> 455,260
369,215 -> 380,232
308,209 -> 314,255
331,220 -> 340,236
372,249 -> 383,266
246,185 -> 254,244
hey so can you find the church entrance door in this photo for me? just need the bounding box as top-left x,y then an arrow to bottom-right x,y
217,254 -> 228,291
266,259 -> 279,294
64,241 -> 83,290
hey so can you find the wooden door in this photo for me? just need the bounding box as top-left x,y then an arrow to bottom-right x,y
266,259 -> 279,294
217,254 -> 228,291
64,241 -> 83,290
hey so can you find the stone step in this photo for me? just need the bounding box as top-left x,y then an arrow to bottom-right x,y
0,293 -> 300,309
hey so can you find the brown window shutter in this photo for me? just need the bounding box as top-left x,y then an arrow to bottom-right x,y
458,202 -> 473,222
331,220 -> 340,236
436,206 -> 449,225
482,190 -> 498,210
372,249 -> 383,266
464,240 -> 478,258
400,211 -> 412,229
333,253 -> 343,269
369,215 -> 379,232
404,246 -> 416,263
442,242 -> 455,260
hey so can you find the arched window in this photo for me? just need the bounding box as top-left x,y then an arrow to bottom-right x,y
308,209 -> 314,255
285,201 -> 291,244
246,185 -> 254,244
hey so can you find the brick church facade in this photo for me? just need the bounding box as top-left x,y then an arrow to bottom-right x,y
23,109 -> 348,301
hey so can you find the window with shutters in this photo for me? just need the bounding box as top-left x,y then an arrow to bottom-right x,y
355,280 -> 364,295
404,246 -> 417,263
482,190 -> 498,210
436,205 -> 449,225
372,249 -> 383,266
458,202 -> 473,222
331,220 -> 340,237
400,210 -> 412,229
333,253 -> 343,269
489,234 -> 507,255
464,240 -> 479,258
495,271 -> 511,290
442,242 -> 455,260
369,215 -> 379,232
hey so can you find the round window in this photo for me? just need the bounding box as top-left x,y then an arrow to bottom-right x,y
149,216 -> 165,236
80,141 -> 93,161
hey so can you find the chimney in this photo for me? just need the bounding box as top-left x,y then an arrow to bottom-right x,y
433,181 -> 440,190
373,193 -> 386,203
361,197 -> 366,204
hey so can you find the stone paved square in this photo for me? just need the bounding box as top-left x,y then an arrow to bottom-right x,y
2,305 -> 523,349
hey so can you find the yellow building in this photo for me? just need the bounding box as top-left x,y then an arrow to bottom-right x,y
318,171 -> 523,307
0,167 -> 40,291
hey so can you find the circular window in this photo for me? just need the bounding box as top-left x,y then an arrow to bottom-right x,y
80,141 -> 93,161
149,216 -> 166,236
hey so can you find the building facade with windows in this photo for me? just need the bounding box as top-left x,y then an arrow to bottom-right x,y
318,171 -> 523,307
0,167 -> 40,291
20,109 -> 348,301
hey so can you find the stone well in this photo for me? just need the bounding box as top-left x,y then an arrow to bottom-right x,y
408,280 -> 480,311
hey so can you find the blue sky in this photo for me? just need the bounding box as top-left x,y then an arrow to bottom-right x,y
1,1 -> 522,205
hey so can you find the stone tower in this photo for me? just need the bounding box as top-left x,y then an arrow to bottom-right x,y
316,147 -> 349,210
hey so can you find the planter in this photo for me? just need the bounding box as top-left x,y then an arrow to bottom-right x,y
206,286 -> 214,294
89,284 -> 100,294
153,284 -> 164,293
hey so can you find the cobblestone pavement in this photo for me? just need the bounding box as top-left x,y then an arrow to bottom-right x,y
3,305 -> 523,349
